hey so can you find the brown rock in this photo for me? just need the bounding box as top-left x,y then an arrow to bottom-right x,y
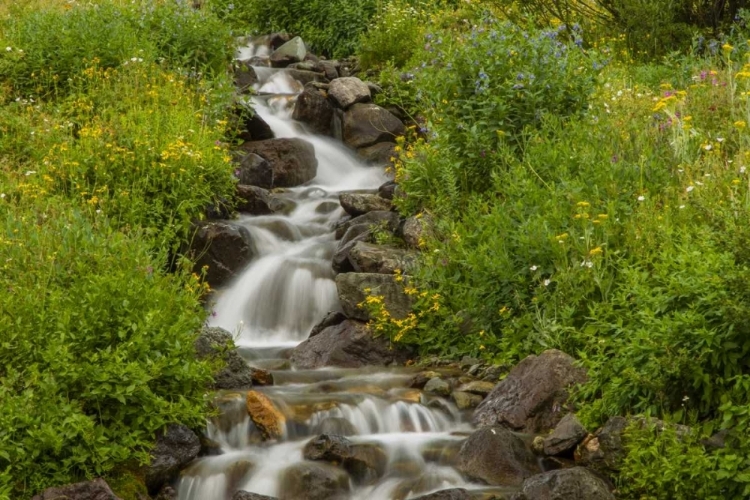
246,391 -> 286,440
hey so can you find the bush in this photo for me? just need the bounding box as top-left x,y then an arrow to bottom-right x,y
0,202 -> 215,497
358,0 -> 429,70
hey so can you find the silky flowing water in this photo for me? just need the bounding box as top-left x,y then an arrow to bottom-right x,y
176,38 -> 509,500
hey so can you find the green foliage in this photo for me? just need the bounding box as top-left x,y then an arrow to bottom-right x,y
0,0 -> 232,98
229,0 -> 378,57
0,203 -> 215,497
358,0 -> 429,70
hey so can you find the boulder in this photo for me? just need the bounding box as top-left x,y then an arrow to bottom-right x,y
348,242 -> 415,274
377,180 -> 397,200
269,36 -> 307,68
303,434 -> 387,484
424,377 -> 451,396
187,222 -> 255,288
292,85 -> 334,136
234,152 -> 274,188
328,77 -> 371,109
336,272 -> 413,321
409,371 -> 442,389
473,349 -> 587,433
32,479 -> 121,500
238,138 -> 318,188
335,210 -> 400,240
456,380 -> 495,397
195,327 -> 255,389
511,467 -> 615,500
357,142 -> 397,166
153,485 -> 177,500
236,185 -> 274,215
145,424 -> 201,494
285,69 -> 327,86
309,311 -> 347,337
575,416 -> 627,476
291,319 -> 410,369
332,225 -> 372,273
315,60 -> 339,80
457,426 -> 540,487
232,491 -> 278,500
339,193 -> 392,217
401,214 -> 434,249
235,62 -> 259,92
237,111 -> 275,142
342,103 -> 406,149
278,462 -> 350,500
411,489 -> 471,500
246,391 -> 286,440
452,391 -> 483,410
269,33 -> 292,50
543,413 -> 588,456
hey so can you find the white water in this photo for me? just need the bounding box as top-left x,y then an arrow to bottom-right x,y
177,40 -> 499,500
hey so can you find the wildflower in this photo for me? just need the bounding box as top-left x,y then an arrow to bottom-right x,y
543,279 -> 551,286
24,170 -> 36,176
0,193 -> 5,199
717,137 -> 725,143
679,205 -> 686,209
723,43 -> 734,54
703,144 -> 713,151
686,185 -> 695,192
597,214 -> 608,220
530,265 -> 538,271
576,201 -> 590,208
589,246 -> 603,256
637,195 -> 645,201
732,179 -> 741,185
741,166 -> 747,174
581,260 -> 594,268
735,120 -> 747,129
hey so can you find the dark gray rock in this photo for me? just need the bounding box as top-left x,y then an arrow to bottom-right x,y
309,311 -> 347,337
269,33 -> 292,50
234,152 -> 274,188
292,85 -> 334,136
424,377 -> 451,396
377,181 -> 397,200
146,424 -> 201,494
237,111 -> 275,142
290,319 -> 410,368
457,426 -> 540,487
278,462 -> 350,500
235,62 -> 258,93
339,192 -> 392,217
285,69 -> 326,86
411,489 -> 471,500
543,413 -> 588,456
153,485 -> 177,500
576,416 -> 627,477
348,241 -> 415,274
335,210 -> 400,240
332,226 -> 371,274
343,103 -> 406,149
236,185 -> 274,215
315,60 -> 339,80
473,349 -> 587,433
303,434 -> 387,484
336,272 -> 413,321
195,327 -> 255,389
32,479 -> 121,500
187,222 -> 255,288
511,467 -> 614,500
328,77 -> 371,109
312,417 -> 357,436
357,142 -> 396,166
232,491 -> 278,500
238,138 -> 318,188
269,36 -> 307,68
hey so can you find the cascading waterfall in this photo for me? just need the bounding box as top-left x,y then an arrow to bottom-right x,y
177,38 -> 502,500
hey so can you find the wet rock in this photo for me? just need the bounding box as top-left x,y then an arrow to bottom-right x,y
32,479 -> 121,500
145,424 -> 201,494
235,105 -> 275,142
343,103 -> 406,149
270,36 -> 307,68
290,319 -> 410,368
235,62 -> 258,93
285,69 -> 327,86
303,434 -> 387,484
187,222 -> 255,288
292,85 -> 334,136
378,180 -> 397,200
234,152 -> 274,188
409,371 -> 441,389
336,272 -> 413,321
315,60 -> 339,80
312,417 -> 357,436
328,77 -> 371,109
411,489 -> 471,500
238,138 -> 318,188
309,311 -> 347,338
424,377 -> 451,396
457,426 -> 540,487
288,61 -> 318,71
335,210 -> 400,240
348,241 -> 416,274
153,485 -> 177,500
195,327 -> 255,389
246,391 -> 286,440
268,32 -> 292,50
225,461 -> 255,495
357,142 -> 396,166
452,391 -> 483,410
543,413 -> 587,456
473,349 -> 587,434
511,467 -> 614,500
332,227 -> 370,273
339,192 -> 392,217
250,367 -> 273,386
278,462 -> 350,500
575,416 -> 627,476
236,185 -> 274,215
456,380 -> 495,397
401,214 -> 434,249
232,491 -> 278,500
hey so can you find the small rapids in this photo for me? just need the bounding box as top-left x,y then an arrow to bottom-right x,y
176,37 -> 502,500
